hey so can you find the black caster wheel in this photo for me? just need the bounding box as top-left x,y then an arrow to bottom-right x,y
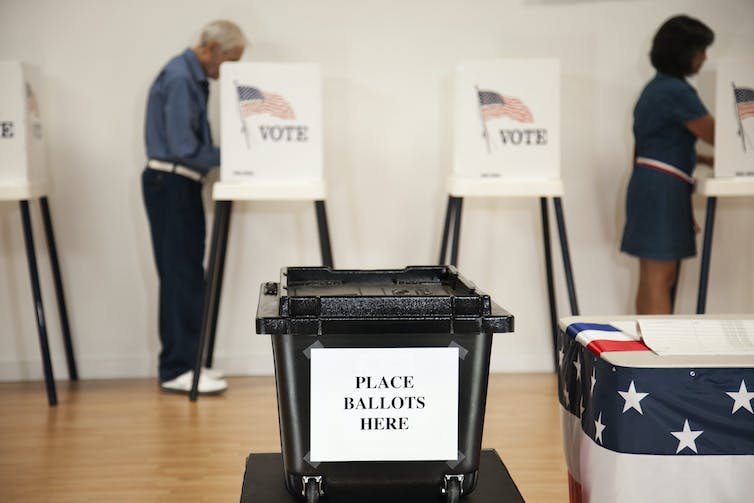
445,477 -> 461,503
305,478 -> 320,503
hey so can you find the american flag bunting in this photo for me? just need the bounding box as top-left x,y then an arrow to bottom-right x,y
559,322 -> 754,502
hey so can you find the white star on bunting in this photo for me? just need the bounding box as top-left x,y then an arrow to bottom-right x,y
562,381 -> 570,407
573,357 -> 582,381
671,419 -> 703,454
590,368 -> 596,394
594,412 -> 606,444
618,380 -> 649,414
726,380 -> 754,414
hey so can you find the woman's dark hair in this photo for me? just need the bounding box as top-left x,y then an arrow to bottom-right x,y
650,15 -> 714,77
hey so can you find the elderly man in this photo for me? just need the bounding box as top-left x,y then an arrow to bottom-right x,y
142,20 -> 245,394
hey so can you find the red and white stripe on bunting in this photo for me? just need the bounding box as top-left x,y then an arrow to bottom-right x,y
564,322 -> 651,355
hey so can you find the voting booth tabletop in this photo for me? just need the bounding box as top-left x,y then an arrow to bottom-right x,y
239,450 -> 525,503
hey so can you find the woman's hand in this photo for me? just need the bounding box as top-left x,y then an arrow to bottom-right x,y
697,153 -> 714,167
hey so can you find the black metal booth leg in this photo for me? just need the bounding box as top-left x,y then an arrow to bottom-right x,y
40,197 -> 78,380
191,200 -> 233,401
315,200 -> 334,268
439,195 -> 455,265
553,197 -> 580,316
450,197 -> 464,267
540,198 -> 559,371
204,200 -> 232,369
696,196 -> 717,314
19,200 -> 58,406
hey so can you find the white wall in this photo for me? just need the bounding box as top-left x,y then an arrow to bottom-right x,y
1,0 -> 753,381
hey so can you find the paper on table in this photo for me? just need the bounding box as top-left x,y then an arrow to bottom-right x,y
638,319 -> 754,355
611,320 -> 641,339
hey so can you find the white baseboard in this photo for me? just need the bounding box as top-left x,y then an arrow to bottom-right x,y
489,358 -> 553,373
0,353 -> 276,382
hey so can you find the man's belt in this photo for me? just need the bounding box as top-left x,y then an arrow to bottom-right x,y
635,157 -> 694,185
147,159 -> 205,183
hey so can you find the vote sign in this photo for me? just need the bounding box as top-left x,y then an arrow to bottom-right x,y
454,59 -> 561,180
310,347 -> 459,462
714,58 -> 754,178
219,62 -> 322,182
0,61 -> 47,187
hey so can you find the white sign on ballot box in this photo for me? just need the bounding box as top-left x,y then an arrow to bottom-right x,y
310,347 -> 458,462
715,58 -> 754,178
219,62 -> 322,182
454,59 -> 560,180
0,62 -> 47,187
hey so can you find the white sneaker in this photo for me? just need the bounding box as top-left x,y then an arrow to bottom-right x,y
201,367 -> 225,380
160,370 -> 228,395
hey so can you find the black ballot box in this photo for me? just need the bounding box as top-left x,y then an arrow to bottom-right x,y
255,266 -> 514,502
239,450 -> 525,502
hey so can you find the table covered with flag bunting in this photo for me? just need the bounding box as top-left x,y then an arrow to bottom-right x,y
557,315 -> 754,503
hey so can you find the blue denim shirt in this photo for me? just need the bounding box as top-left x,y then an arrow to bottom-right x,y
633,72 -> 708,175
144,49 -> 219,175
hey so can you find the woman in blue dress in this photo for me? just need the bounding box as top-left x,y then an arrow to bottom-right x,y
621,15 -> 715,314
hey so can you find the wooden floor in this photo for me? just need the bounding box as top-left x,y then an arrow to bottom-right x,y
0,373 -> 568,502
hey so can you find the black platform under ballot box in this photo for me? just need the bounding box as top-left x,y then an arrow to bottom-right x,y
240,450 -> 525,502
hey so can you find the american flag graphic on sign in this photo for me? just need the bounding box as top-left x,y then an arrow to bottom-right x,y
734,86 -> 754,121
237,85 -> 295,120
25,83 -> 39,118
477,90 -> 533,123
558,322 -> 754,503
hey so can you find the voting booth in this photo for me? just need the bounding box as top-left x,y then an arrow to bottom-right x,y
0,61 -> 48,189
0,61 -> 77,406
693,58 -> 754,313
255,266 -> 515,502
190,63 -> 333,399
440,59 -> 577,368
558,315 -> 754,502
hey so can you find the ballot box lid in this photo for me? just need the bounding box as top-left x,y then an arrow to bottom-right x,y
256,266 -> 513,336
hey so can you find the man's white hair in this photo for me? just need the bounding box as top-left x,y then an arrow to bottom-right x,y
200,20 -> 246,52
